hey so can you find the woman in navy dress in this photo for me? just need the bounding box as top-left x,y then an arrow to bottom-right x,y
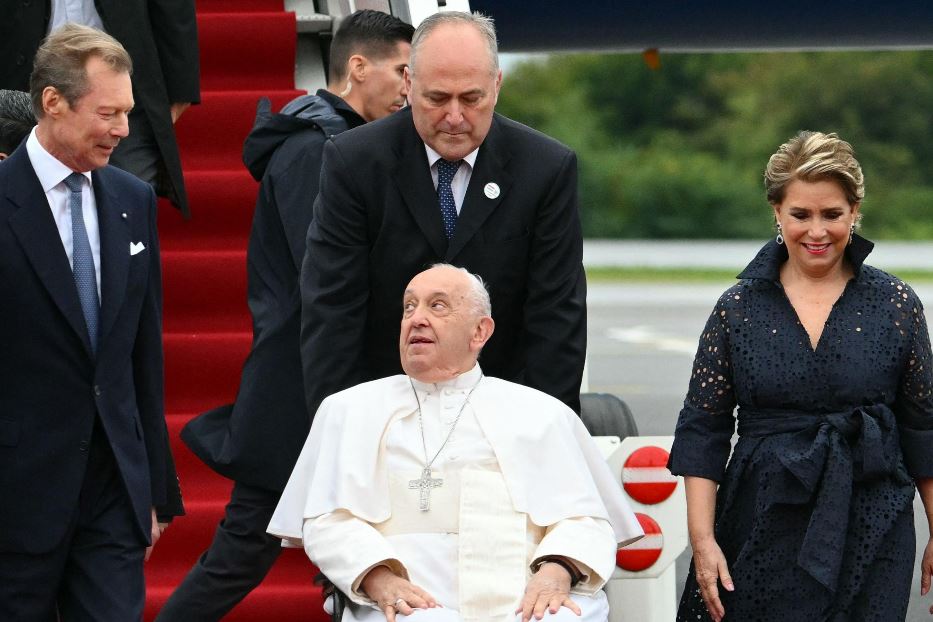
668,131 -> 933,621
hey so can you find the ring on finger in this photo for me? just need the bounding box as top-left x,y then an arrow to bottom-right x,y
394,597 -> 405,607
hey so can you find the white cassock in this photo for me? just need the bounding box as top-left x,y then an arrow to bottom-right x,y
268,365 -> 643,622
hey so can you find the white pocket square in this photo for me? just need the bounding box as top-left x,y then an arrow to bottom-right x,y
130,241 -> 146,256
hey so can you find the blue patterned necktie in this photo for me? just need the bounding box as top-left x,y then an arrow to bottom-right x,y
437,159 -> 462,240
63,173 -> 100,354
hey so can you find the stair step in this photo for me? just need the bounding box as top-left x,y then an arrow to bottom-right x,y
145,549 -> 325,621
146,579 -> 327,622
175,89 -> 306,172
158,171 -> 256,252
199,12 -> 298,92
148,500 -> 315,577
164,332 -> 252,413
162,249 -> 250,333
195,0 -> 285,13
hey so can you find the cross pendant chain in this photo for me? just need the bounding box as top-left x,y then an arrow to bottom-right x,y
407,373 -> 481,513
409,467 -> 443,511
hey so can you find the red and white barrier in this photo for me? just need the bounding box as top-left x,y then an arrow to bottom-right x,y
616,513 -> 663,572
604,436 -> 687,622
622,446 -> 678,504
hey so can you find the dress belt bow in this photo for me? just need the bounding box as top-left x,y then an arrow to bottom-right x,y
736,404 -> 906,593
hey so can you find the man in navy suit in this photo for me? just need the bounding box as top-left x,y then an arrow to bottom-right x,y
0,24 -> 171,620
301,11 -> 587,419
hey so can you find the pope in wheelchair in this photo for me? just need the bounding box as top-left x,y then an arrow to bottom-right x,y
269,264 -> 643,621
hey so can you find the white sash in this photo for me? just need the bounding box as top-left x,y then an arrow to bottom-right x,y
458,468 -> 528,622
376,463 -> 540,620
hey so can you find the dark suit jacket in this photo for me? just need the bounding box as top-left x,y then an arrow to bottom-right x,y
0,147 -> 168,554
301,108 -> 587,417
182,92 -> 365,492
0,0 -> 200,216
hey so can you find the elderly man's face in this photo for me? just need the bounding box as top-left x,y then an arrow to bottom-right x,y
40,56 -> 132,172
406,23 -> 502,161
399,266 -> 492,383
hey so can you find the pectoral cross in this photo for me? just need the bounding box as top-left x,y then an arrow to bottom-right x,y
409,467 -> 443,511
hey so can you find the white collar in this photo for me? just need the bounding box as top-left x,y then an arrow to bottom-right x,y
26,126 -> 92,192
409,363 -> 483,394
424,143 -> 480,170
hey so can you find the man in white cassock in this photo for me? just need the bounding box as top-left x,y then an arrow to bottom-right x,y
268,264 -> 643,622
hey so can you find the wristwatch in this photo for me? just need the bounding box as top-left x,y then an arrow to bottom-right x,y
531,555 -> 583,587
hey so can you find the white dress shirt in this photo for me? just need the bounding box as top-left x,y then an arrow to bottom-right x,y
425,145 -> 480,215
48,0 -> 105,32
26,128 -> 102,297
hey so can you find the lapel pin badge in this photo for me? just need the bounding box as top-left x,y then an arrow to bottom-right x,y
121,212 -> 127,219
484,182 -> 500,199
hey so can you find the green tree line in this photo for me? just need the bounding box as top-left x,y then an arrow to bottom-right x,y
495,51 -> 933,239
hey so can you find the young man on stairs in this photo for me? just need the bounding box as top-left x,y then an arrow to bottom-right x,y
156,10 -> 414,621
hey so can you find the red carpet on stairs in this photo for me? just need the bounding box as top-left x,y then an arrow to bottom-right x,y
145,1 -> 326,619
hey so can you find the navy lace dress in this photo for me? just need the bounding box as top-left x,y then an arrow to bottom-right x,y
668,235 -> 933,622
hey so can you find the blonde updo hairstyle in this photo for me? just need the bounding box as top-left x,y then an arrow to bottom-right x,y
764,131 -> 865,214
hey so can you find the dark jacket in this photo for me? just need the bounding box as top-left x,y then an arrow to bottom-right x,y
0,0 -> 200,216
0,146 -> 169,553
181,91 -> 364,492
301,107 -> 588,418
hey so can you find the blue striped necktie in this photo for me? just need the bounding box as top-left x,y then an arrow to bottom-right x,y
63,172 -> 100,354
437,159 -> 462,240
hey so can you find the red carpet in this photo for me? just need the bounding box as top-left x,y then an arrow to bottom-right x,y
145,1 -> 327,619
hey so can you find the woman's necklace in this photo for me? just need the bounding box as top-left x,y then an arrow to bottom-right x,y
407,373 -> 483,511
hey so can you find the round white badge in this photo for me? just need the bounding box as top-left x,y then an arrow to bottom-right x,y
484,182 -> 500,199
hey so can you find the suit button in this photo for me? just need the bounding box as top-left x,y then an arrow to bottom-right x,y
93,385 -> 102,397
16,54 -> 25,66
79,440 -> 89,452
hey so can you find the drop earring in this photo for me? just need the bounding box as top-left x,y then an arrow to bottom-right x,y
775,222 -> 784,245
849,224 -> 855,245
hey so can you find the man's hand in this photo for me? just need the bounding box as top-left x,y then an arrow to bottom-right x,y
360,565 -> 437,622
692,536 -> 733,622
170,102 -> 191,124
516,562 -> 581,621
144,507 -> 166,562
